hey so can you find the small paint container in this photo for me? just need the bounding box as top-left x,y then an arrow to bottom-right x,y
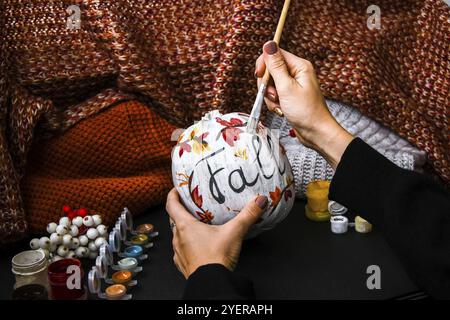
306,180 -> 330,212
88,267 -> 131,300
12,249 -> 49,290
108,270 -> 137,287
330,216 -> 349,234
105,284 -> 130,300
125,234 -> 153,249
119,245 -> 148,261
48,258 -> 86,300
134,223 -> 159,238
112,257 -> 142,273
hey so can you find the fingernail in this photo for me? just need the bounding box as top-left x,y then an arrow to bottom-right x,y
267,93 -> 277,102
255,195 -> 268,209
264,41 -> 278,55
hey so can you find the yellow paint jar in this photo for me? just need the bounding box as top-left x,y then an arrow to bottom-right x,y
130,234 -> 148,246
305,204 -> 330,222
306,180 -> 331,212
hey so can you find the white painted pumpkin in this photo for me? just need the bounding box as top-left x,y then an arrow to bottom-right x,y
171,110 -> 295,236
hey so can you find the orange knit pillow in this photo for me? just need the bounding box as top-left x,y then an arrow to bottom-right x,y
22,101 -> 177,233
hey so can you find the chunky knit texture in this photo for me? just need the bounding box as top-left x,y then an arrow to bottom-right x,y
23,100 -> 176,236
0,0 -> 448,243
266,99 -> 428,198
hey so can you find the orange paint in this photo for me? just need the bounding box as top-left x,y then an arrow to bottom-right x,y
106,284 -> 126,299
112,270 -> 132,284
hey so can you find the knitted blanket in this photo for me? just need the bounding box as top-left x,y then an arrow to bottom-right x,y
267,99 -> 427,198
0,0 -> 448,243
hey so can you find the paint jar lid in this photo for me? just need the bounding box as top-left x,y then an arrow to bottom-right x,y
115,219 -> 127,241
109,229 -> 122,253
95,255 -> 108,279
112,270 -> 132,284
328,201 -> 348,215
130,234 -> 148,246
124,245 -> 143,258
12,250 -> 47,275
99,243 -> 113,265
135,223 -> 154,235
105,284 -> 126,299
88,267 -> 101,294
118,257 -> 138,270
121,208 -> 133,231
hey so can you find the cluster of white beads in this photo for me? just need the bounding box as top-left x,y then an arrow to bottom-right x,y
29,214 -> 108,262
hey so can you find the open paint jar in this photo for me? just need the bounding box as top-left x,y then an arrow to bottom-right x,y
88,267 -> 131,300
109,270 -> 137,287
135,223 -> 158,238
105,284 -> 130,300
48,258 -> 86,300
112,257 -> 142,273
12,249 -> 49,290
136,223 -> 153,234
125,234 -> 153,250
119,245 -> 148,261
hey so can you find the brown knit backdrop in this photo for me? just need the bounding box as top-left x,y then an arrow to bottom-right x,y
0,0 -> 448,243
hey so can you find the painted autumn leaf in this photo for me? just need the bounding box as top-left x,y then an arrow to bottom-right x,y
284,189 -> 293,201
269,186 -> 282,208
176,172 -> 190,187
177,127 -> 210,157
216,117 -> 243,127
196,210 -> 214,224
234,148 -> 248,160
222,127 -> 243,146
216,117 -> 245,147
192,131 -> 211,154
191,186 -> 203,208
178,141 -> 191,157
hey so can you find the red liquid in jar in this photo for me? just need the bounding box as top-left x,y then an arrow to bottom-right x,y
48,258 -> 85,300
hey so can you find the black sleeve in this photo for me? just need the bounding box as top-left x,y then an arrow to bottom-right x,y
330,138 -> 450,299
182,264 -> 255,300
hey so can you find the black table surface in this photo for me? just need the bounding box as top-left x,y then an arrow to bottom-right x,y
0,200 -> 419,300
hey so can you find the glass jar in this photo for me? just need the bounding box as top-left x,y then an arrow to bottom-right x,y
12,284 -> 49,300
11,249 -> 49,290
48,258 -> 86,300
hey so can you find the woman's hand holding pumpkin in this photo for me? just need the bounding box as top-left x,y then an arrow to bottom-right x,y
166,188 -> 268,278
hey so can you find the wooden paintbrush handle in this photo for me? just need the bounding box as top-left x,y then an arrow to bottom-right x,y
262,0 -> 291,86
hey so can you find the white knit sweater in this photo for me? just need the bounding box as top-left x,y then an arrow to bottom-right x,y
266,99 -> 427,198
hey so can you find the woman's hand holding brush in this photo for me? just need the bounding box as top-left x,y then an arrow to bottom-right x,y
255,41 -> 354,169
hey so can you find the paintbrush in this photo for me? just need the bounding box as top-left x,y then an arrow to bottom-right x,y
247,0 -> 291,133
